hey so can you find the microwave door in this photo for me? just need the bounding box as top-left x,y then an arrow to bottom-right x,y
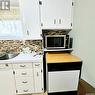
54,37 -> 60,47
54,37 -> 65,48
46,37 -> 65,49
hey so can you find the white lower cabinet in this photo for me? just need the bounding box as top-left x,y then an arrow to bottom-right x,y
13,62 -> 44,94
33,62 -> 44,93
0,62 -> 44,95
0,64 -> 15,95
34,68 -> 43,93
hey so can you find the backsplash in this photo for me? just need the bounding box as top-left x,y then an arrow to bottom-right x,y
0,40 -> 42,53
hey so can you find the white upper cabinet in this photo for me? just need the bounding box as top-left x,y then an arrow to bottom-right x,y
20,0 -> 42,40
40,0 -> 73,30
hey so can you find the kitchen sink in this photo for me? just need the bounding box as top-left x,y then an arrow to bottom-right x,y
0,53 -> 19,60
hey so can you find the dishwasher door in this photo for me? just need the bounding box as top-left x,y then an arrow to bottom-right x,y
47,62 -> 82,93
48,70 -> 80,93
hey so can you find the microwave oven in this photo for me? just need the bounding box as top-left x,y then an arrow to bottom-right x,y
44,35 -> 73,49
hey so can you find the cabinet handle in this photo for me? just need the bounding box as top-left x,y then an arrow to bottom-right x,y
27,30 -> 29,35
59,19 -> 61,24
16,90 -> 18,93
37,72 -> 39,76
21,72 -> 27,75
20,65 -> 26,67
23,89 -> 29,92
22,81 -> 28,83
71,23 -> 72,27
54,19 -> 56,24
35,64 -> 40,67
41,23 -> 43,26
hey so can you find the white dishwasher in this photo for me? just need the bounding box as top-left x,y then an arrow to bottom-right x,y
47,62 -> 82,95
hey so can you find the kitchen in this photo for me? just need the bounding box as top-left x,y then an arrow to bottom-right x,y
0,0 -> 95,95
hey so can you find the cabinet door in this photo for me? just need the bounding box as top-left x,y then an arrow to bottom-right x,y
41,0 -> 73,29
0,69 -> 15,95
34,68 -> 44,93
20,0 -> 42,39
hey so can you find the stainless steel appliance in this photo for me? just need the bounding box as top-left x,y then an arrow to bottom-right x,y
44,35 -> 73,50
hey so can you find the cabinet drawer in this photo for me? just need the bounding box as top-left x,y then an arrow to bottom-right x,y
33,63 -> 41,68
15,77 -> 34,87
13,63 -> 32,69
0,64 -> 12,69
15,77 -> 34,94
16,88 -> 32,94
16,87 -> 34,94
15,69 -> 33,77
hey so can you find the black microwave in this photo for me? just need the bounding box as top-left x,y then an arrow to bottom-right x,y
44,35 -> 73,49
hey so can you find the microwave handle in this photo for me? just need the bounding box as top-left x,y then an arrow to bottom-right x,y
69,38 -> 73,48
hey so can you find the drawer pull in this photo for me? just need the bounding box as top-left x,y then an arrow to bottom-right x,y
35,64 -> 40,66
21,72 -> 27,75
54,19 -> 56,24
20,65 -> 26,67
59,19 -> 62,24
22,81 -> 28,83
23,89 -> 29,92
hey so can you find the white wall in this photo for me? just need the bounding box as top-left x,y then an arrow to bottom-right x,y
72,0 -> 95,87
10,0 -> 19,7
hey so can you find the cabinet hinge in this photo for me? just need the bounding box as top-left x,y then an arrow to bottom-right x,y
72,2 -> 74,6
39,1 -> 42,5
13,71 -> 15,75
42,88 -> 43,90
41,69 -> 42,73
16,90 -> 18,93
40,34 -> 42,37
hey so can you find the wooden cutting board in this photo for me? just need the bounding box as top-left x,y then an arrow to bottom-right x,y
46,52 -> 82,63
